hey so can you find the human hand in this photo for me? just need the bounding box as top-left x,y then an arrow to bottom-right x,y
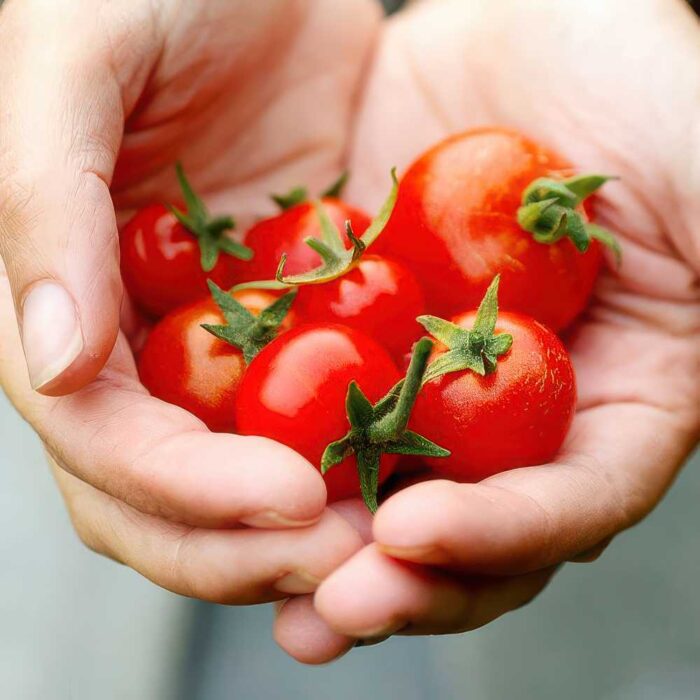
0,0 -> 380,601
274,0 -> 700,662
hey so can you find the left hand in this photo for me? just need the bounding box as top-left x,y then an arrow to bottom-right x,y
274,0 -> 700,663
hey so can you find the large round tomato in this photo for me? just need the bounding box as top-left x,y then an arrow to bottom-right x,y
293,255 -> 425,360
376,127 -> 603,331
411,310 -> 576,481
121,204 -> 241,318
232,198 -> 371,282
138,289 -> 294,432
235,323 -> 401,502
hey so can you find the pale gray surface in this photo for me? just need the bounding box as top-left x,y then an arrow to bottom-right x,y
2,389 -> 700,700
181,448 -> 700,700
0,393 -> 190,700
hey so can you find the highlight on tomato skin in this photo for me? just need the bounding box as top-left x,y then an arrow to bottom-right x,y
234,323 -> 402,503
411,309 -> 576,481
374,126 -> 615,332
137,289 -> 296,433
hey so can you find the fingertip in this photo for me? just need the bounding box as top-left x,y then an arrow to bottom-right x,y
373,479 -> 458,554
232,436 -> 329,526
274,595 -> 353,664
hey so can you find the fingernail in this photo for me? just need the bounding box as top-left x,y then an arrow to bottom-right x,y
21,281 -> 83,391
378,544 -> 437,561
241,510 -> 320,529
274,570 -> 321,594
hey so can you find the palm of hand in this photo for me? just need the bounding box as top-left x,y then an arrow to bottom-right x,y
14,0 -> 699,664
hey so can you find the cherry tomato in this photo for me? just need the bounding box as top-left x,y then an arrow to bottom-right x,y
138,289 -> 294,432
235,323 -> 401,502
120,204 -> 240,318
411,310 -> 576,481
232,198 -> 371,282
376,127 -> 603,331
293,255 -> 425,360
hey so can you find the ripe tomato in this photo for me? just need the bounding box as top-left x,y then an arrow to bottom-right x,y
232,198 -> 371,283
120,165 -> 251,318
376,127 -> 608,331
235,323 -> 401,502
138,289 -> 295,433
411,309 -> 576,481
293,255 -> 425,360
120,205 -> 237,317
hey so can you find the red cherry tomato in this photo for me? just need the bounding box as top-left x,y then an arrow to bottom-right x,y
376,127 -> 603,331
121,204 -> 240,318
138,289 -> 294,432
235,323 -> 401,502
233,198 -> 371,282
293,255 -> 425,360
411,310 -> 576,481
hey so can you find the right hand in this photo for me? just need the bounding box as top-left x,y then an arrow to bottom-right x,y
0,0 -> 380,602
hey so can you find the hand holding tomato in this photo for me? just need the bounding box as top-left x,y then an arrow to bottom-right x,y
274,0 -> 700,663
0,0 -> 381,610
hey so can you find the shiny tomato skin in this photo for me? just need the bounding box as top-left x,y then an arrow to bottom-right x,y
120,204 -> 239,318
294,255 -> 425,360
411,310 -> 576,481
138,289 -> 294,433
235,323 -> 401,502
232,198 -> 372,282
376,127 -> 602,331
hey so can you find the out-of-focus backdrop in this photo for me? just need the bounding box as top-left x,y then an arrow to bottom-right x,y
2,1 -> 700,698
3,388 -> 700,700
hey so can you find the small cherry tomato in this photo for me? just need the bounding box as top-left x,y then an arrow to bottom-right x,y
235,323 -> 401,502
121,165 -> 251,318
138,288 -> 295,432
294,255 -> 425,360
377,127 -> 618,331
231,198 -> 371,283
411,308 -> 576,481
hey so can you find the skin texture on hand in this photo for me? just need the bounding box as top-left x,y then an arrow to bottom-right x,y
1,0 -> 700,666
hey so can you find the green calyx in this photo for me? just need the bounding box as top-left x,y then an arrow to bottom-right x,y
170,163 -> 253,272
271,171 -> 350,211
517,173 -> 621,264
419,275 -> 513,384
201,280 -> 297,364
234,170 -> 399,293
321,337 -> 450,513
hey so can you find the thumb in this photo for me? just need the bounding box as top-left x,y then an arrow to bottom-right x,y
0,2 -> 126,395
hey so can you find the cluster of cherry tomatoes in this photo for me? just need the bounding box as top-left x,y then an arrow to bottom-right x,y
122,127 -> 619,512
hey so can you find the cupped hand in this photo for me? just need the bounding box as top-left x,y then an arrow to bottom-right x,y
0,0 -> 379,603
274,0 -> 700,662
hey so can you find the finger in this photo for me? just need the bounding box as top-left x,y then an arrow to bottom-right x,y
373,402 -> 697,575
274,596 -> 354,665
0,273 -> 327,529
0,1 -> 157,394
53,459 -> 363,604
313,544 -> 555,638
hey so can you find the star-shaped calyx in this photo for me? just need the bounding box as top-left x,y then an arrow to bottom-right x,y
270,171 -> 349,211
201,280 -> 297,364
170,163 -> 253,272
418,276 -> 513,384
516,173 -> 621,264
322,337 -> 450,513
233,170 -> 399,293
